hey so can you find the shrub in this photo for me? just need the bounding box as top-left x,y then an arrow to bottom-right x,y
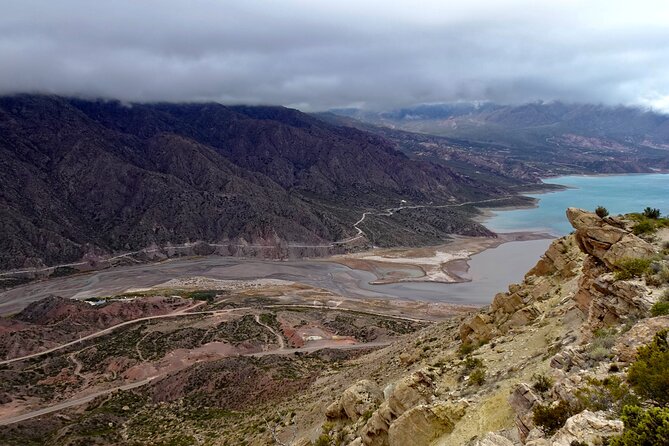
627,329 -> 669,405
532,400 -> 579,435
595,206 -> 609,218
609,405 -> 669,446
587,327 -> 618,362
463,356 -> 483,371
643,207 -> 661,219
575,376 -> 639,415
314,434 -> 331,446
651,301 -> 669,317
633,220 -> 657,235
614,257 -> 652,280
468,367 -> 486,386
532,373 -> 554,393
457,342 -> 476,357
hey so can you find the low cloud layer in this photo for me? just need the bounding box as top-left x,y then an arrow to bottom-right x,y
1,0 -> 669,111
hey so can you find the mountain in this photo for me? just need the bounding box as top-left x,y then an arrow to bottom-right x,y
326,102 -> 669,177
0,95 -> 505,271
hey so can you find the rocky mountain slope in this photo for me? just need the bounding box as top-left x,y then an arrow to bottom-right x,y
0,95 -> 507,271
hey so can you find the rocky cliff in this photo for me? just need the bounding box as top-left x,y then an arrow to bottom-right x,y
304,208 -> 668,446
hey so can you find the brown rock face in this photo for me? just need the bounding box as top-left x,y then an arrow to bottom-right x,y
460,235 -> 580,345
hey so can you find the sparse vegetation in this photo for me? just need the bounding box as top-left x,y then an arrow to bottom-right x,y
575,376 -> 639,415
462,355 -> 486,386
468,367 -> 486,386
587,327 -> 618,362
629,211 -> 669,235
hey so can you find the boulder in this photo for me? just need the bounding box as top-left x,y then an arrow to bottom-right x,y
359,402 -> 393,446
603,234 -> 656,268
613,316 -> 669,362
566,208 -> 655,270
340,380 -> 383,421
470,433 -> 516,446
386,370 -> 434,417
387,401 -> 467,446
460,313 -> 496,345
549,410 -> 623,445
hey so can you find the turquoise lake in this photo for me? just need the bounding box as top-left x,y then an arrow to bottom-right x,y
485,173 -> 669,235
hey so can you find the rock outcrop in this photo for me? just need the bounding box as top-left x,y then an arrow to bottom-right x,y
387,401 -> 466,446
525,410 -> 623,446
613,316 -> 669,362
566,207 -> 655,270
338,380 -> 383,421
566,208 -> 657,332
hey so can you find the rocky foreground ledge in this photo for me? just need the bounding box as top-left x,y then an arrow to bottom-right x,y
311,208 -> 668,446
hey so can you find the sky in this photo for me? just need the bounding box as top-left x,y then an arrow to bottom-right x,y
1,0 -> 669,111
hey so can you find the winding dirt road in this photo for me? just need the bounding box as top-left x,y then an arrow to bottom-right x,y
0,340 -> 391,426
0,303 -> 427,366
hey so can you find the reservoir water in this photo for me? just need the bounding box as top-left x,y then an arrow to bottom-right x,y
485,174 -> 669,235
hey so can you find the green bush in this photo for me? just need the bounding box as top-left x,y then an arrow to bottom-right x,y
609,405 -> 669,446
532,373 -> 554,393
634,220 -> 657,235
643,207 -> 662,219
614,257 -> 653,281
595,206 -> 609,218
532,400 -> 579,435
627,329 -> 669,405
468,367 -> 486,386
463,356 -> 483,371
314,434 -> 331,446
651,301 -> 669,317
575,376 -> 639,415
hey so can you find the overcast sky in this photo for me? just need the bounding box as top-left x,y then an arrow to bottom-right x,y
1,0 -> 669,111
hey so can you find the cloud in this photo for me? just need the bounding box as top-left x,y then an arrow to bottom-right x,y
1,0 -> 668,111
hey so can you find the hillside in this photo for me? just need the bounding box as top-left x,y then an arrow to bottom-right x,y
0,95 -> 511,271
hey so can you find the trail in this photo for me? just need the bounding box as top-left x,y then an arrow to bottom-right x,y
254,314 -> 285,349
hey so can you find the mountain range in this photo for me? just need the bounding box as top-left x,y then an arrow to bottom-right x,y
0,95 -> 503,271
326,102 -> 669,179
